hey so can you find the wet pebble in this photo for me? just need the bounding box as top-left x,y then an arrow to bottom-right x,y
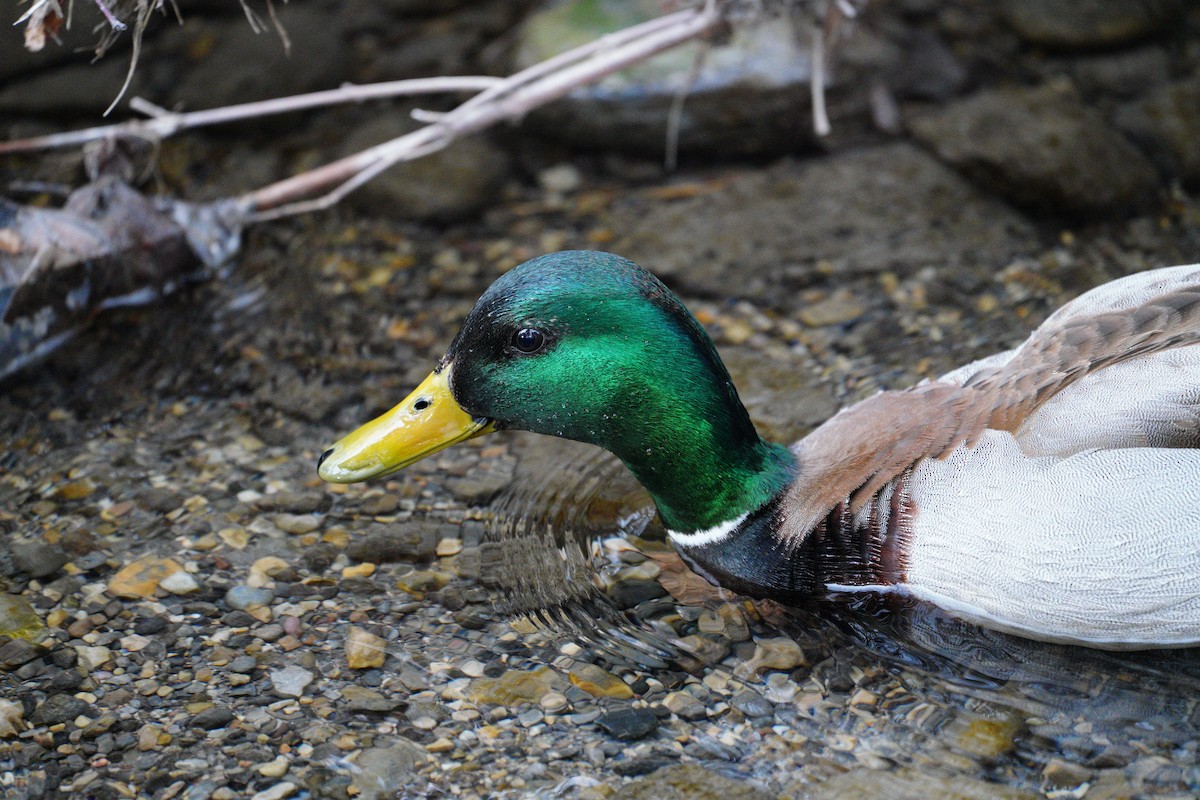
608,579 -> 667,609
137,487 -> 184,513
998,0 -> 1185,49
255,623 -> 285,642
345,626 -> 388,669
133,616 -> 168,636
569,663 -> 633,699
459,659 -> 486,679
360,494 -> 400,516
0,594 -> 45,640
353,741 -> 428,799
763,673 -> 797,704
159,570 -> 201,594
261,490 -> 327,514
676,634 -> 730,667
191,706 -> 236,730
108,556 -> 185,599
228,655 -> 258,674
249,557 -> 291,587
11,541 -> 69,578
468,667 -> 565,705
0,699 -> 24,737
735,638 -> 805,677
273,514 -> 320,535
183,782 -> 218,800
447,465 -> 514,503
948,714 -> 1023,760
226,586 -> 275,611
269,665 -> 314,697
435,537 -> 462,557
75,645 -> 113,671
730,689 -> 773,719
341,685 -> 400,712
1042,758 -> 1092,790
347,526 -> 438,563
396,570 -> 450,595
250,782 -> 297,800
663,691 -> 707,721
30,693 -> 89,726
595,707 -> 659,741
798,291 -> 867,328
618,764 -> 775,799
540,691 -> 569,713
615,755 -> 678,777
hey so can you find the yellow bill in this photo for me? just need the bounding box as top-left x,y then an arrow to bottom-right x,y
317,365 -> 494,483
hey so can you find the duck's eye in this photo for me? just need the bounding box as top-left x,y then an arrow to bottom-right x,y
511,328 -> 545,354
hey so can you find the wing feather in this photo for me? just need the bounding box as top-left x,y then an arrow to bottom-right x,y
781,265 -> 1200,543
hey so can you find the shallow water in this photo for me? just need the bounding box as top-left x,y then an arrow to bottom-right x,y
485,441 -> 1200,795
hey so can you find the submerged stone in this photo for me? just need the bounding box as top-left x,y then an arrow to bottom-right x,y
789,766 -> 1038,799
108,556 -> 186,599
615,764 -> 773,799
11,541 -> 69,578
341,685 -> 401,713
345,626 -> 388,670
225,585 -> 275,611
947,713 -> 1024,760
0,594 -> 45,641
0,699 -> 24,738
734,637 -> 805,678
270,665 -> 314,698
353,740 -> 429,800
191,706 -> 236,730
595,707 -> 658,741
30,693 -> 90,726
569,663 -> 633,699
468,667 -> 566,706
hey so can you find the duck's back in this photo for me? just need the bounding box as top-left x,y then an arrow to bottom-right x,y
796,264 -> 1200,648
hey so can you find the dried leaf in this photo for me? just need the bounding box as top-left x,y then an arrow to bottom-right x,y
19,0 -> 65,52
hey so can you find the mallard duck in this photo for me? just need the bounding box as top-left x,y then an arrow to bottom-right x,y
318,251 -> 1200,649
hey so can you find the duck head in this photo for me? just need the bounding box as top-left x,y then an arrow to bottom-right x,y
318,251 -> 795,534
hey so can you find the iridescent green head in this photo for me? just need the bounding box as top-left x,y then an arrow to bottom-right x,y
318,251 -> 795,533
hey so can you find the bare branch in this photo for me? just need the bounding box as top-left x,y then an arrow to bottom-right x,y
3,0 -> 857,224
0,76 -> 505,154
664,38 -> 710,172
245,4 -> 725,220
811,21 -> 830,137
1,0 -> 865,379
92,0 -> 128,31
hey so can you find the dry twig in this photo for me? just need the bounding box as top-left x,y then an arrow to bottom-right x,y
4,0 -> 865,219
1,1 -> 869,378
245,3 -> 727,220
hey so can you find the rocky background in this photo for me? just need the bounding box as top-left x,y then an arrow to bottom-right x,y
1,1 -> 1199,799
